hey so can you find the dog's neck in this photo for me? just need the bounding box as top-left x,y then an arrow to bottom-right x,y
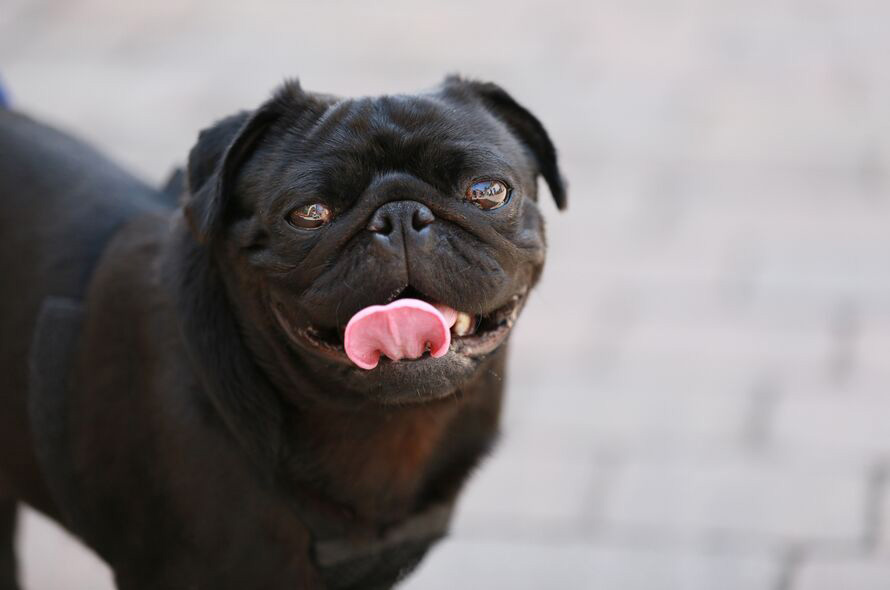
278,362 -> 503,530
167,220 -> 502,529
283,400 -> 465,525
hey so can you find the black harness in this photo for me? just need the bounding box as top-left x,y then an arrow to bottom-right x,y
312,502 -> 452,589
28,297 -> 451,589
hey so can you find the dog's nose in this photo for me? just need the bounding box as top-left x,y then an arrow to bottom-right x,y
367,201 -> 435,236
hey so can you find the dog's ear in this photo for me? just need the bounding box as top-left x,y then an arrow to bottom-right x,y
185,80 -> 309,243
444,76 -> 567,210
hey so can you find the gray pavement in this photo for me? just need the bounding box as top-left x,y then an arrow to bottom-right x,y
4,0 -> 890,588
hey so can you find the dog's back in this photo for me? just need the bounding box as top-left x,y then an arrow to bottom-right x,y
0,110 -> 166,511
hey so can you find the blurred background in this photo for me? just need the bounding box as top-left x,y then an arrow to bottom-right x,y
3,0 -> 890,588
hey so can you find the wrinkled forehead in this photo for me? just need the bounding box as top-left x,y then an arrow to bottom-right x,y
286,94 -> 524,165
242,92 -> 532,201
308,94 -> 514,149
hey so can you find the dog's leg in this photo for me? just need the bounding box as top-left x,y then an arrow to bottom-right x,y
0,499 -> 19,590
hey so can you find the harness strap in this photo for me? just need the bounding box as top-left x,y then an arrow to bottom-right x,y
28,297 -> 85,531
314,503 -> 452,589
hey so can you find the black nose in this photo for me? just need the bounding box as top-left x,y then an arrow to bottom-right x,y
367,201 -> 435,235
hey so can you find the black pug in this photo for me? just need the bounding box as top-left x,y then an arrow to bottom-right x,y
0,76 -> 565,589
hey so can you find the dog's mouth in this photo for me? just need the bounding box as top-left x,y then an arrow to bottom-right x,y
272,286 -> 526,369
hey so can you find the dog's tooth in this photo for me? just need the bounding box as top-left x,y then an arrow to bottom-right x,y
453,312 -> 475,337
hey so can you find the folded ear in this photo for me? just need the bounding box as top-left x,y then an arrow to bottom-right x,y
444,76 -> 567,210
184,80 -> 308,244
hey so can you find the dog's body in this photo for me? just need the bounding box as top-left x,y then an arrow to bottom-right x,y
0,78 -> 564,589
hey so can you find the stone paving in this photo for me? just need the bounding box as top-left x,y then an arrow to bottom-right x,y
3,0 -> 890,588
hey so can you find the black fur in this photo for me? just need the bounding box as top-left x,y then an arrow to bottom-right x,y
0,77 -> 564,589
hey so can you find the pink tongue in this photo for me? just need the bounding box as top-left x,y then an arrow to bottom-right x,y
344,299 -> 458,370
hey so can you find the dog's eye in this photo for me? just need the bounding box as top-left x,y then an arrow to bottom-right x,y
287,203 -> 332,229
466,180 -> 510,210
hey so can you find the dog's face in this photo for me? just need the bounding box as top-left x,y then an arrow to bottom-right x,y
184,77 -> 565,405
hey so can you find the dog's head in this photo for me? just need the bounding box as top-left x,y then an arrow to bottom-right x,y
183,77 -> 565,405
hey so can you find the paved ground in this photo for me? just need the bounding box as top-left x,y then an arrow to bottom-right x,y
4,0 -> 890,588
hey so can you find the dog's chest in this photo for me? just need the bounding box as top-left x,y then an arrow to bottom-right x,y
294,403 -> 462,521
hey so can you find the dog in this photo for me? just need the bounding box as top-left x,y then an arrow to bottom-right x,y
0,76 -> 565,589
